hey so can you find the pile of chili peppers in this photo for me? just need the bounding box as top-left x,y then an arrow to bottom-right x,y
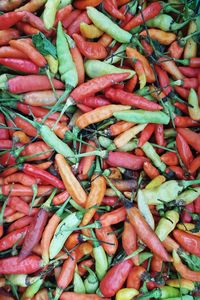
0,0 -> 200,299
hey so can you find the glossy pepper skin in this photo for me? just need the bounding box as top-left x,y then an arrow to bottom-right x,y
173,229 -> 200,257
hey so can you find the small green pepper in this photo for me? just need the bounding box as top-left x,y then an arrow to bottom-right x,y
84,266 -> 99,294
113,110 -> 170,125
73,268 -> 86,294
141,141 -> 166,172
146,14 -> 191,31
43,0 -> 61,30
155,210 -> 179,241
136,286 -> 180,299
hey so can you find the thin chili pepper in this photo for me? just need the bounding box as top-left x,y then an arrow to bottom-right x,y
68,11 -> 91,36
74,0 -> 103,9
16,0 -> 47,13
189,156 -> 200,174
54,4 -> 72,26
158,57 -> 184,80
177,128 -> 200,153
123,2 -> 162,30
173,229 -> 200,257
8,216 -> 33,233
0,113 -> 9,140
0,58 -> 39,74
7,196 -> 32,214
143,161 -> 160,179
104,0 -> 125,20
179,66 -> 200,77
176,133 -> 194,170
188,88 -> 200,121
168,40 -> 184,59
140,29 -> 176,45
0,226 -> 28,251
122,220 -> 139,265
155,124 -> 166,153
173,250 -> 200,281
17,21 -> 40,35
174,86 -> 190,100
174,116 -> 199,128
96,225 -> 118,256
0,29 -> 20,46
127,266 -> 146,289
124,74 -> 138,93
184,20 -> 197,59
138,123 -> 155,147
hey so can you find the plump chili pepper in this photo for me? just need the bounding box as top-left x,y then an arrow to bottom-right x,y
104,0 -> 125,20
122,220 -> 139,265
87,6 -> 132,43
96,224 -> 118,256
8,215 -> 33,233
177,128 -> 200,153
0,58 -> 39,74
0,255 -> 42,274
0,28 -> 20,46
100,259 -> 133,297
0,226 -> 28,251
43,0 -> 60,30
155,210 -> 179,241
143,161 -> 160,179
127,266 -> 146,290
140,29 -> 176,45
19,189 -> 57,260
105,88 -> 162,110
68,11 -> 91,36
158,57 -> 184,80
0,112 -> 9,140
116,288 -> 139,300
107,151 -> 149,170
179,66 -> 200,77
125,202 -> 172,262
80,22 -> 103,39
160,152 -> 179,166
168,40 -> 184,59
173,250 -> 200,281
173,229 -> 200,257
174,116 -> 199,128
123,2 -> 162,30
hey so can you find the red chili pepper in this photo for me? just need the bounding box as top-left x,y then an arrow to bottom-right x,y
138,123 -> 155,147
105,88 -> 162,111
173,229 -> 200,257
21,141 -> 52,162
180,78 -> 198,90
0,113 -> 9,140
80,96 -> 110,108
155,65 -> 172,96
141,38 -> 154,57
68,11 -> 91,36
70,72 -> 129,101
104,0 -> 125,20
127,266 -> 146,289
74,0 -> 103,10
102,196 -> 119,206
1,184 -> 53,197
176,133 -> 194,169
154,124 -> 166,153
122,220 -> 139,265
6,111 -> 37,137
167,166 -> 185,180
107,151 -> 149,170
168,41 -> 184,59
52,190 -> 70,206
143,161 -> 160,179
124,74 -> 138,93
0,255 -> 42,274
72,33 -> 107,59
7,196 -> 30,215
100,259 -> 133,297
177,128 -> 200,153
5,75 -> 64,94
174,86 -> 190,100
160,152 -> 179,166
0,57 -> 39,74
189,156 -> 200,174
78,259 -> 94,276
16,22 -> 40,35
0,226 -> 28,251
8,216 -> 33,233
194,196 -> 200,213
174,116 -> 199,128
174,102 -> 189,114
62,9 -> 81,29
95,225 -> 118,256
0,29 -> 20,46
181,203 -> 194,223
151,255 -> 163,273
179,67 -> 200,77
54,4 -> 73,25
126,204 -> 172,262
123,2 -> 162,30
158,57 -> 184,80
99,207 -> 126,227
22,163 -> 64,189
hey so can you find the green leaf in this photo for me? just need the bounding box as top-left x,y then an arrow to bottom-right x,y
32,32 -> 57,58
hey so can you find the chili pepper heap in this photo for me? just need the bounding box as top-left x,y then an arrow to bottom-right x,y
0,0 -> 199,299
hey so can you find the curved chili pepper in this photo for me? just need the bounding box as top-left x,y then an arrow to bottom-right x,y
176,133 -> 193,170
177,128 -> 200,153
0,255 -> 42,274
104,0 -> 125,20
122,220 -> 139,265
173,229 -> 200,257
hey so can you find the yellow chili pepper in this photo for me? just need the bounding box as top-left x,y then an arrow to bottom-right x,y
45,54 -> 58,74
166,279 -> 195,291
145,175 -> 166,190
116,288 -> 139,300
184,21 -> 197,59
80,22 -> 103,39
155,210 -> 179,241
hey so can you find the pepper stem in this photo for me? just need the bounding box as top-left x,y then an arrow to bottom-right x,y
42,188 -> 57,211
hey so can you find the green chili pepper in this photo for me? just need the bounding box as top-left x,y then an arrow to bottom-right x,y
43,0 -> 61,30
176,187 -> 200,205
49,211 -> 83,259
91,230 -> 108,280
84,266 -> 99,294
84,60 -> 135,79
141,141 -> 166,172
155,210 -> 179,241
138,252 -> 153,265
57,22 -> 78,89
6,274 -> 40,287
86,7 -> 132,43
136,286 -> 180,299
21,278 -> 43,299
73,268 -> 86,294
118,139 -> 138,152
113,110 -> 170,125
137,190 -> 155,229
104,44 -> 128,65
146,14 -> 192,31
163,297 -> 194,300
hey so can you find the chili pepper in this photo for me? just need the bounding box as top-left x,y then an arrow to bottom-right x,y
13,131 -> 30,144
0,57 -> 39,74
74,267 -> 86,294
96,225 -> 118,256
8,216 -> 33,232
21,141 -> 52,162
80,22 -> 103,39
140,29 -> 176,45
154,65 -> 172,96
22,163 -> 64,189
174,116 -> 199,128
158,57 -> 184,80
10,39 -> 47,67
99,206 -> 126,227
106,151 -> 148,170
0,0 -> 24,11
19,189 -> 57,260
173,250 -> 200,281
126,47 -> 155,83
176,187 -> 200,206
184,20 -> 197,59
0,46 -> 28,59
177,128 -> 200,153
160,152 -> 178,166
68,11 -> 91,36
104,0 -> 125,20
181,202 -> 194,223
74,0 -> 103,9
0,74 -> 64,94
87,6 -> 132,43
7,196 -> 31,214
168,41 -> 184,59
188,88 -> 200,121
85,60 -> 134,78
146,14 -> 191,31
49,210 -> 83,259
42,0 -> 60,30
122,220 -> 139,265
176,133 -> 194,169
16,0 -> 47,13
124,74 -> 138,93
138,123 -> 155,147
57,22 -> 78,90
114,110 -> 170,125
179,66 -> 200,77
84,266 -> 99,294
116,288 -> 139,300
107,121 -> 134,137
60,292 -> 109,300
55,154 -> 87,206
62,9 -> 81,29
78,141 -> 96,179
137,286 -> 180,300
70,72 -> 129,101
0,226 -> 28,251
145,175 -> 166,190
173,229 -> 200,257
100,259 -> 133,297
0,29 -> 20,46
125,202 -> 171,261
155,210 -> 179,241
55,251 -> 77,300
189,156 -> 200,174
0,255 -> 42,274
0,113 -> 9,140
105,88 -> 162,110
143,161 -> 160,179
